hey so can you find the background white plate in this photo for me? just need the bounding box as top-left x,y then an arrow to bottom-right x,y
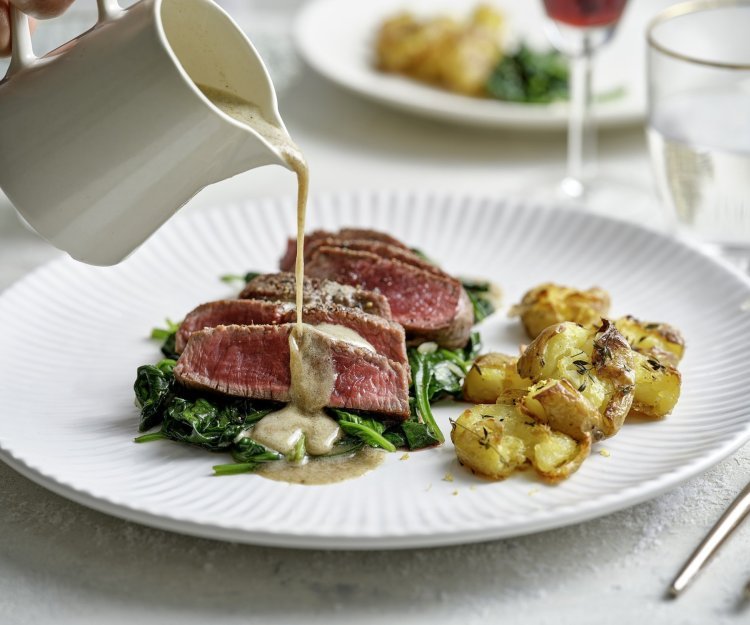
1,191 -> 749,550
294,0 -> 674,129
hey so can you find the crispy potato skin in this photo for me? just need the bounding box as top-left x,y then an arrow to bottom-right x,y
517,320 -> 635,438
614,315 -> 685,367
463,353 -> 531,404
510,283 -> 611,340
451,403 -> 590,483
519,378 -> 605,441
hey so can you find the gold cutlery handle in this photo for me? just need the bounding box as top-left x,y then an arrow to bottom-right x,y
669,480 -> 750,597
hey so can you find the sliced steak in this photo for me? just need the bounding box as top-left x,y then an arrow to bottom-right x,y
239,272 -> 391,319
283,237 -> 442,276
280,228 -> 412,272
338,228 -> 411,249
175,324 -> 410,419
175,299 -> 407,364
305,247 -> 474,349
175,300 -> 288,353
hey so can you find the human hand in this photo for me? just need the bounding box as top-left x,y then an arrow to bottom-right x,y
1,0 -> 76,56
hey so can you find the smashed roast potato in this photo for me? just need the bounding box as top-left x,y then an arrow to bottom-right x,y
375,5 -> 504,96
517,320 -> 635,438
451,403 -> 590,483
629,351 -> 682,419
463,353 -> 531,404
510,283 -> 611,340
519,378 -> 606,442
614,315 -> 685,367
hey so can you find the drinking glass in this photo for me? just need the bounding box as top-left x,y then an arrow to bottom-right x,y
647,1 -> 750,265
541,0 -> 629,201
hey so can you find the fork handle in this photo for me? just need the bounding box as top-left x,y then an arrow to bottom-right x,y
669,481 -> 750,597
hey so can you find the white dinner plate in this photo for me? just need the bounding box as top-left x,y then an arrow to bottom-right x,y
1,191 -> 749,549
294,0 -> 673,130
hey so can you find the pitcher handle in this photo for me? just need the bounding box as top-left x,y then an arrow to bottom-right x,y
7,4 -> 35,78
97,0 -> 122,22
5,1 -> 122,80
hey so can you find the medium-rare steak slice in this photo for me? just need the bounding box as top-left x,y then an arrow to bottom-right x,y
279,228 -> 411,271
175,300 -> 288,353
175,324 -> 410,419
239,273 -> 391,319
305,247 -> 474,349
175,299 -> 407,364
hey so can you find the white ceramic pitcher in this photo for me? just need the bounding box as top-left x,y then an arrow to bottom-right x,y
0,0 -> 293,266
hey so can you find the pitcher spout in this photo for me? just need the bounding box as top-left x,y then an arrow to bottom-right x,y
160,0 -> 296,179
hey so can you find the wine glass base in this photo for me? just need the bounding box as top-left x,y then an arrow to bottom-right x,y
521,173 -> 669,232
560,176 -> 586,200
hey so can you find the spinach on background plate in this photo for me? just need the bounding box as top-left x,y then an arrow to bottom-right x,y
486,45 -> 569,104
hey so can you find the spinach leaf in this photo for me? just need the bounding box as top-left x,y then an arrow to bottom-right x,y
383,430 -> 407,449
461,279 -> 496,323
407,332 -> 481,445
231,435 -> 279,463
219,271 -> 261,285
331,409 -> 396,452
215,434 -> 279,475
286,435 -> 307,463
400,419 -> 441,450
160,397 -> 273,451
213,457 -> 277,476
134,359 -> 176,432
151,319 -> 181,360
486,45 -> 569,104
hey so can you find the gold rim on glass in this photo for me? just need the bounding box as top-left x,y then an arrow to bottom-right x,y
647,0 -> 750,70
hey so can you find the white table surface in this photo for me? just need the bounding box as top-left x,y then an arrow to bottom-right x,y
1,2 -> 749,624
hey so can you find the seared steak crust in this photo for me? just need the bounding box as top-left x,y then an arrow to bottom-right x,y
305,247 -> 474,349
239,272 -> 391,319
279,228 -> 411,270
281,237 -> 438,275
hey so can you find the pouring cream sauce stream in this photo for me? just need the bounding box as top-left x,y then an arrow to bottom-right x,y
198,85 -> 384,482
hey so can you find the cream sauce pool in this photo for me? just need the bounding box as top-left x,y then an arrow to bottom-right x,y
257,446 -> 385,485
199,85 -> 383,484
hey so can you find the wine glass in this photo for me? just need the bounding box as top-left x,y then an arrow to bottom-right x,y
541,0 -> 629,202
647,1 -> 750,269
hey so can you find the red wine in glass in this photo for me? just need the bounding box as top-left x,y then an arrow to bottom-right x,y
543,0 -> 627,28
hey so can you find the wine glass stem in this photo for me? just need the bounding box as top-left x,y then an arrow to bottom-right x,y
564,32 -> 596,199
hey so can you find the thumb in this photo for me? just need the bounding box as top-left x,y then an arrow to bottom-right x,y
10,0 -> 74,20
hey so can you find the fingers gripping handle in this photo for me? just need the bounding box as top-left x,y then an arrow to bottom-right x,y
5,1 -> 122,78
7,4 -> 34,77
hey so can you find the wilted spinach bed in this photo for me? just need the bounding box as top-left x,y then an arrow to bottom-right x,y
133,274 -> 493,476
